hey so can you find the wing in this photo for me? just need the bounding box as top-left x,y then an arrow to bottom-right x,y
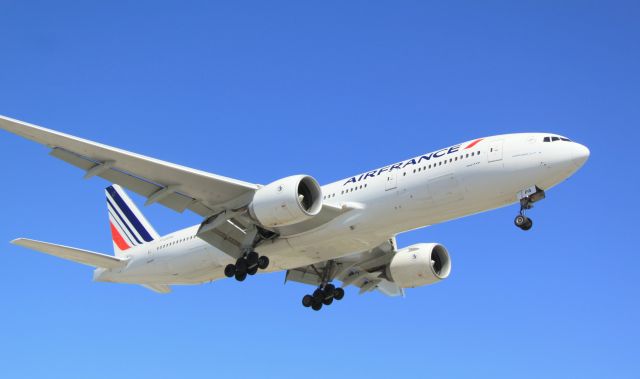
0,115 -> 258,217
1,115 -> 348,258
285,238 -> 404,297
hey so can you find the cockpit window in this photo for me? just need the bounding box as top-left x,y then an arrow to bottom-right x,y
544,136 -> 572,143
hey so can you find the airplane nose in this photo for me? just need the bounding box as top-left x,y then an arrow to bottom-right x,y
573,143 -> 590,168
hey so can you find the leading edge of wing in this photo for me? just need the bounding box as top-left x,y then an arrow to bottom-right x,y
0,115 -> 259,209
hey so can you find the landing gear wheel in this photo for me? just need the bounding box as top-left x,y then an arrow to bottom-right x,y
333,287 -> 345,301
257,256 -> 270,270
313,289 -> 325,303
224,264 -> 236,278
515,215 -> 528,227
311,301 -> 323,311
323,297 -> 334,306
235,258 -> 248,273
515,215 -> 533,231
246,251 -> 259,266
323,283 -> 336,298
247,267 -> 258,276
235,271 -> 247,282
302,295 -> 313,308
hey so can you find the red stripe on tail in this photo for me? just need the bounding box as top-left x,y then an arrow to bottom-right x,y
110,222 -> 131,251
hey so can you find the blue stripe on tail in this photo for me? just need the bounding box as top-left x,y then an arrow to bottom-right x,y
106,186 -> 155,243
107,204 -> 139,246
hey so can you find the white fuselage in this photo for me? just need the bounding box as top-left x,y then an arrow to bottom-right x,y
95,133 -> 589,285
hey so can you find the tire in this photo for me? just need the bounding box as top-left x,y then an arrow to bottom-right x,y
333,287 -> 345,301
235,259 -> 248,273
324,284 -> 336,297
323,297 -> 334,306
257,256 -> 270,270
311,301 -> 322,311
246,252 -> 259,266
521,218 -> 533,231
235,271 -> 247,282
247,267 -> 258,276
224,264 -> 236,278
313,289 -> 325,303
514,215 -> 527,227
302,295 -> 313,308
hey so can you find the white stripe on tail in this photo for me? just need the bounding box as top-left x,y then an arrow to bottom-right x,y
105,184 -> 159,256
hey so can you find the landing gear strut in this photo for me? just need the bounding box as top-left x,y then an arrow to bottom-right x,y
515,186 -> 545,231
302,283 -> 345,311
224,252 -> 270,281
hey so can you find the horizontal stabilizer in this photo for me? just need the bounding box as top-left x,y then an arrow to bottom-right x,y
11,238 -> 127,269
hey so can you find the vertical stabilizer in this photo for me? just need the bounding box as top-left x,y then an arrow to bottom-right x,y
105,184 -> 160,256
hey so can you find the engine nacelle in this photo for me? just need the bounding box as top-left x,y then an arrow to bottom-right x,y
249,175 -> 323,227
386,243 -> 452,288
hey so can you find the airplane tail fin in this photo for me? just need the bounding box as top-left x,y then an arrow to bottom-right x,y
106,184 -> 160,256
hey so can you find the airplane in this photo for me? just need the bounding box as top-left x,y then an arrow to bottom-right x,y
0,115 -> 589,311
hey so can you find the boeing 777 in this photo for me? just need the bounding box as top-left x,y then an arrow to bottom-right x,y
0,115 -> 589,310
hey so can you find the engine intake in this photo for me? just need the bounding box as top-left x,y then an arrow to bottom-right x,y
249,175 -> 323,227
386,243 -> 452,288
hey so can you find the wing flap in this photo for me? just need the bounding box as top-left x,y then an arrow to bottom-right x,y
50,147 -> 205,215
141,284 -> 172,294
285,238 -> 404,297
11,238 -> 127,269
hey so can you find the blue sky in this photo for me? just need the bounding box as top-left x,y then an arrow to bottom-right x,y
0,1 -> 638,378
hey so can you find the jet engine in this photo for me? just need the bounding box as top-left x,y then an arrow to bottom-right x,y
386,243 -> 452,288
249,175 -> 323,227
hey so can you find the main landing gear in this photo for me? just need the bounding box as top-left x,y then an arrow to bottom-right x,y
514,186 -> 546,231
301,283 -> 345,311
224,252 -> 270,282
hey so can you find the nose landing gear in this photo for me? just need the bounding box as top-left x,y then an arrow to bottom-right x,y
224,252 -> 270,281
515,214 -> 533,231
515,186 -> 545,231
